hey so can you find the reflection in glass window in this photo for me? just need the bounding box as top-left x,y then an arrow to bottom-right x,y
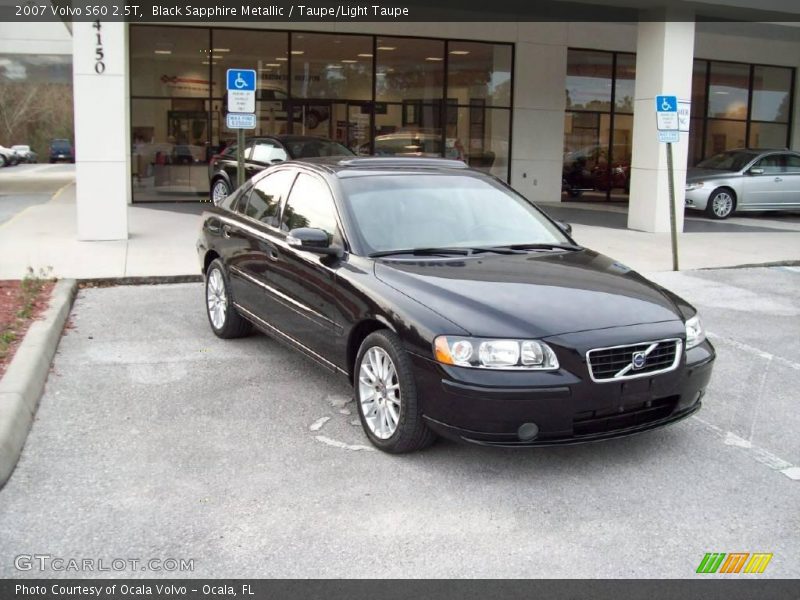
692,60 -> 707,119
251,141 -> 288,164
751,66 -> 792,123
130,26 -> 210,98
705,120 -> 746,155
446,105 -> 509,179
246,170 -> 295,227
614,54 -> 635,113
376,37 -> 444,102
282,174 -> 339,240
373,104 -> 443,157
748,122 -> 788,149
566,50 -> 612,112
447,42 -> 512,107
708,62 -> 749,119
291,33 -> 372,100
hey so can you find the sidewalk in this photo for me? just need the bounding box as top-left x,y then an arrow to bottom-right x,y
0,184 -> 202,279
0,185 -> 798,280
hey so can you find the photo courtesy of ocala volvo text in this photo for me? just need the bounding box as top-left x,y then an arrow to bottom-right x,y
196,157 -> 715,453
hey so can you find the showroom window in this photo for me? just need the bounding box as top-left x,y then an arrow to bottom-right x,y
565,49 -> 795,200
130,26 -> 513,202
690,60 -> 794,165
564,49 -> 634,202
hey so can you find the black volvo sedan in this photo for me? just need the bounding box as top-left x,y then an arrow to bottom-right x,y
196,157 -> 715,453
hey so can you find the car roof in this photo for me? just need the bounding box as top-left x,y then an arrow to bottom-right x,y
279,156 -> 474,178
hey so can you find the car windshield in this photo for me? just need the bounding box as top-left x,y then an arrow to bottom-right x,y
285,139 -> 354,159
342,174 -> 569,255
52,141 -> 71,150
696,151 -> 756,171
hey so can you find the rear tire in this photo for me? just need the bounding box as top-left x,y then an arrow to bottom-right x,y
205,259 -> 251,339
705,188 -> 736,219
354,330 -> 437,453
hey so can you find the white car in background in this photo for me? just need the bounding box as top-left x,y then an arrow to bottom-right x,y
0,144 -> 19,167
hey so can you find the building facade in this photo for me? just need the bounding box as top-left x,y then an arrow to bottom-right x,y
1,14 -> 798,240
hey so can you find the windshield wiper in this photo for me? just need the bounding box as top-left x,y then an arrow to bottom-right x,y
489,243 -> 584,252
369,246 -> 523,258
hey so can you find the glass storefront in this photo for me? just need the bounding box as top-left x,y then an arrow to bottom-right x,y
564,50 -> 633,202
564,49 -> 795,201
129,26 -> 513,202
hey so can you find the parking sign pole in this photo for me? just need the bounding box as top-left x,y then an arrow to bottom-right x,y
666,142 -> 679,271
236,128 -> 245,188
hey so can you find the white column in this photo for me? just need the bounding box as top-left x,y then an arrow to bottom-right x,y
627,19 -> 695,232
73,21 -> 129,241
510,24 -> 568,203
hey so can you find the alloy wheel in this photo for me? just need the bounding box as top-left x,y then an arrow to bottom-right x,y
712,192 -> 733,218
212,181 -> 229,204
358,347 -> 401,439
206,268 -> 228,329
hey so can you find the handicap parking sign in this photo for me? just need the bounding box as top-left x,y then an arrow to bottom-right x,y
655,95 -> 678,131
227,69 -> 256,92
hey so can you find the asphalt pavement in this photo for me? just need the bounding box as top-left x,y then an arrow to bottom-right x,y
0,268 -> 797,578
0,164 -> 74,226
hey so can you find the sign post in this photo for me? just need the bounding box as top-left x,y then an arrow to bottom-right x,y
656,95 -> 680,272
226,69 -> 257,189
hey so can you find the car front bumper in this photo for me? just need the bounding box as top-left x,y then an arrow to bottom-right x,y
684,187 -> 712,210
409,327 -> 715,447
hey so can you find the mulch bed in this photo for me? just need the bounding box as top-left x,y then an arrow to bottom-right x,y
0,280 -> 55,379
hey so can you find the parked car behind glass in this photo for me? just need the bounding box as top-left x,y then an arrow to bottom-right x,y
197,157 -> 715,453
0,145 -> 18,167
208,135 -> 353,204
685,148 -> 800,219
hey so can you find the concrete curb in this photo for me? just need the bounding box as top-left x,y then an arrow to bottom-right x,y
0,279 -> 77,488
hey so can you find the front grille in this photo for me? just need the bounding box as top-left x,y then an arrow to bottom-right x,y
573,396 -> 678,436
587,339 -> 681,382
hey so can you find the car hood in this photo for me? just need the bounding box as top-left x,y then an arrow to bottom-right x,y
686,168 -> 737,181
374,249 -> 684,338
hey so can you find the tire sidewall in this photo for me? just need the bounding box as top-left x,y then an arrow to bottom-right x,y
212,179 -> 230,204
354,331 -> 416,451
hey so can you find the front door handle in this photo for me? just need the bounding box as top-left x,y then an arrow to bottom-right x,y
222,224 -> 232,238
774,177 -> 783,182
267,248 -> 279,262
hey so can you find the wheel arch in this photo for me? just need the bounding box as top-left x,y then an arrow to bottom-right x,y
203,250 -> 221,275
346,316 -> 397,382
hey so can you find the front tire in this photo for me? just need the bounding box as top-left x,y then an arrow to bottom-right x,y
205,259 -> 251,339
354,330 -> 437,453
706,188 -> 736,219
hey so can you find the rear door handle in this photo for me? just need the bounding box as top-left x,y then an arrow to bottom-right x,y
774,177 -> 783,182
222,224 -> 232,238
267,248 -> 279,262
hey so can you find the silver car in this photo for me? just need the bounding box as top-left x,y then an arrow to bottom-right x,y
684,148 -> 800,219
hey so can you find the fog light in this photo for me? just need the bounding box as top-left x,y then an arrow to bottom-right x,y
518,422 -> 539,442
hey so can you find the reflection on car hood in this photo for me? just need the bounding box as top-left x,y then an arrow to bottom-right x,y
686,167 -> 737,181
374,249 -> 683,338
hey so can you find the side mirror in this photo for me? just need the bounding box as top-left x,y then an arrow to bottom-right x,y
287,227 -> 343,257
749,167 -> 765,175
556,220 -> 573,235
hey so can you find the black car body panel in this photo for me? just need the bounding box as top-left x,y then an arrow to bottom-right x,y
197,158 -> 715,446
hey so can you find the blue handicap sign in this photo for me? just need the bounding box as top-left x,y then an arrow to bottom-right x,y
656,95 -> 677,112
226,69 -> 256,92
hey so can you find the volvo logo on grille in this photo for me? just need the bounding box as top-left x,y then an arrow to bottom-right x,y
631,351 -> 647,370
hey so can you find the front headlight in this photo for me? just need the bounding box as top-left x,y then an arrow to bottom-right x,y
433,336 -> 559,370
685,181 -> 704,191
685,315 -> 706,350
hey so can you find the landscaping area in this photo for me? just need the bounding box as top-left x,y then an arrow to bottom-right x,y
0,269 -> 54,377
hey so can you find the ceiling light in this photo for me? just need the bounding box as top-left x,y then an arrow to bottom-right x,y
291,50 -> 304,55
377,46 -> 396,51
328,64 -> 343,69
358,53 -> 373,57
213,48 -> 230,53
341,59 -> 357,64
154,50 -> 172,55
425,57 -> 443,61
212,55 -> 222,59
275,57 -> 288,61
449,50 -> 470,55
264,63 -> 281,67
